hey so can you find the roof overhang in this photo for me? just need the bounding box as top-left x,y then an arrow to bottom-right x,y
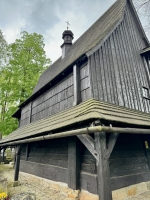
1,99 -> 150,147
140,47 -> 150,56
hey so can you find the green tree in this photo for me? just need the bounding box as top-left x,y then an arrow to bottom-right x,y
0,30 -> 8,69
9,31 -> 51,103
0,31 -> 51,135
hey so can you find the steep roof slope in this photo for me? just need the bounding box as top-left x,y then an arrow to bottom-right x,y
33,0 -> 126,94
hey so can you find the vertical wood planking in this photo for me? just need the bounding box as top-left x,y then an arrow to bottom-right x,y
108,35 -> 119,105
73,64 -> 80,105
126,4 -> 150,112
88,3 -> 150,113
68,137 -> 81,190
95,132 -> 112,200
30,73 -> 74,124
90,55 -> 99,99
80,62 -> 92,102
116,24 -> 131,108
124,7 -> 142,111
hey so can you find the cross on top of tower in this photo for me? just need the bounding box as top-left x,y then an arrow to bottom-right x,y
65,21 -> 70,30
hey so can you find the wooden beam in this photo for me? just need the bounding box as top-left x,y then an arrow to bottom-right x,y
94,132 -> 112,200
14,145 -> 22,181
106,133 -> 119,159
77,134 -> 99,161
2,148 -> 6,163
25,144 -> 29,161
29,102 -> 32,123
73,64 -> 80,106
68,137 -> 81,190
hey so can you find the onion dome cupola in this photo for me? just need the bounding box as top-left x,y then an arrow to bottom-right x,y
61,25 -> 74,59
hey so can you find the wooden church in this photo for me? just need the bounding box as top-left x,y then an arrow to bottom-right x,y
1,0 -> 150,199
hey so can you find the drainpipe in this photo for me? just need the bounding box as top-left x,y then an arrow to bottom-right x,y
0,126 -> 150,147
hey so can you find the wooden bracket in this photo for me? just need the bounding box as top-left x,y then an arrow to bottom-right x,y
106,132 -> 119,159
77,134 -> 99,161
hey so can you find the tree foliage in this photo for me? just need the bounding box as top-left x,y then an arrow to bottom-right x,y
0,31 -> 51,136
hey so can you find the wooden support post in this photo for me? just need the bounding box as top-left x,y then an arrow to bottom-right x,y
73,64 -> 80,106
25,144 -> 29,161
95,132 -> 112,200
2,148 -> 6,163
68,137 -> 81,190
143,140 -> 150,170
14,145 -> 22,181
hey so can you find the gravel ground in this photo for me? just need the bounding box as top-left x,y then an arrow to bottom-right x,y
1,164 -> 150,200
0,164 -> 61,200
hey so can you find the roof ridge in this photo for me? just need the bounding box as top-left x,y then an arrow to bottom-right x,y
18,0 -> 127,107
65,0 -> 126,51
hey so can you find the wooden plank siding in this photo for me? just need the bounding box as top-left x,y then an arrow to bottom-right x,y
80,63 -> 91,102
89,3 -> 150,113
80,133 -> 150,193
20,139 -> 68,168
20,103 -> 31,127
31,74 -> 74,123
19,61 -> 91,127
20,133 -> 150,193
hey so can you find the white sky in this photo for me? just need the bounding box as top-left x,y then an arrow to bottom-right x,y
0,0 -> 149,63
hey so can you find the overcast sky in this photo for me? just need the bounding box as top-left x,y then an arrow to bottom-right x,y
0,0 -> 149,63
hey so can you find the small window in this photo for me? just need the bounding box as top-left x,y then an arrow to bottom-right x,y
142,86 -> 149,99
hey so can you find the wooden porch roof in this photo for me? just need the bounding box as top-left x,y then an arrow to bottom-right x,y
1,99 -> 150,145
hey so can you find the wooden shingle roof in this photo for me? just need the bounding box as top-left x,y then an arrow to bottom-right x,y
1,99 -> 150,145
33,0 -> 126,95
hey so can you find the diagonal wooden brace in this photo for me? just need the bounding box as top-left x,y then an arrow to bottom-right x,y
77,134 -> 99,161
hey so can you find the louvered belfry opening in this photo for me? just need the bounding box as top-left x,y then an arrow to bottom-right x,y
61,30 -> 74,59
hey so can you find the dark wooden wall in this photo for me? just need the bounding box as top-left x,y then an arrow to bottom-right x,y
20,103 -> 31,127
89,3 -> 150,113
20,133 -> 150,194
80,133 -> 150,194
20,62 -> 91,127
31,74 -> 74,123
20,138 -> 68,183
80,63 -> 91,102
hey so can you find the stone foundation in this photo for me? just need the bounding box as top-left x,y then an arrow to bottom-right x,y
19,172 -> 150,200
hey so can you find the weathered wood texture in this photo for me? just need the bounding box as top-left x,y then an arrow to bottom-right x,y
95,132 -> 112,200
80,63 -> 91,102
20,133 -> 150,193
80,134 -> 97,174
20,103 -> 31,127
31,74 -> 74,123
68,137 -> 81,189
20,139 -> 68,168
80,133 -> 150,194
20,160 -> 68,183
89,3 -> 150,113
14,145 -> 22,181
20,61 -> 91,127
